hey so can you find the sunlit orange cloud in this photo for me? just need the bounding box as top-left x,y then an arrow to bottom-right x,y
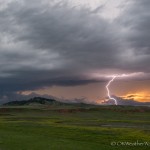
121,92 -> 150,102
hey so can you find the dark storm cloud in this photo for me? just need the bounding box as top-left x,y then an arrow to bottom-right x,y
0,0 -> 150,100
0,0 -> 120,91
117,0 -> 150,71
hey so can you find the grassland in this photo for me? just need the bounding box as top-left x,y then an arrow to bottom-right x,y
0,105 -> 150,150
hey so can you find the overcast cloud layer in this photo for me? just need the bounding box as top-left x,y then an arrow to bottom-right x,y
0,0 -> 150,101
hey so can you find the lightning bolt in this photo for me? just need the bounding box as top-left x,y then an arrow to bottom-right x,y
106,74 -> 128,105
106,75 -> 118,105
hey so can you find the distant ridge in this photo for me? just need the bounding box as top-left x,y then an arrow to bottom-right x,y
3,97 -> 64,106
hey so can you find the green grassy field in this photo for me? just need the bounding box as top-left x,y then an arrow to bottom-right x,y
0,105 -> 150,150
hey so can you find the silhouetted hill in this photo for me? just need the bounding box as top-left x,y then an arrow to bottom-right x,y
3,97 -> 64,106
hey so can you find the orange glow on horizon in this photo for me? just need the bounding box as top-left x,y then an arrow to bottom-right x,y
121,92 -> 150,102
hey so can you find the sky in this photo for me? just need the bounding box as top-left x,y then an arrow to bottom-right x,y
0,0 -> 150,104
